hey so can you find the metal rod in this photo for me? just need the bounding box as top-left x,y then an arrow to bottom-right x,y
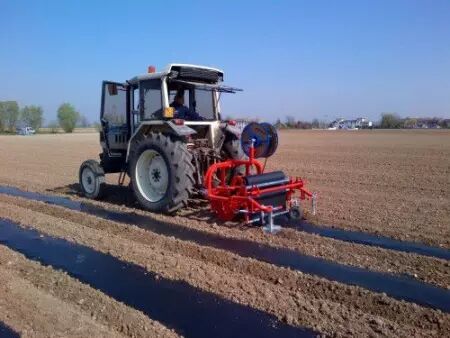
245,179 -> 290,190
262,210 -> 282,234
248,209 -> 288,224
312,192 -> 317,216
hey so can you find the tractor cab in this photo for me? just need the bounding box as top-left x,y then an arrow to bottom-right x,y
99,64 -> 242,175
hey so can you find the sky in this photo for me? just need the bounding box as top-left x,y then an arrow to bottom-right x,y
1,0 -> 450,124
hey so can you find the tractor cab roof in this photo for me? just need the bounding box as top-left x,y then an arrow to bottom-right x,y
128,63 -> 224,86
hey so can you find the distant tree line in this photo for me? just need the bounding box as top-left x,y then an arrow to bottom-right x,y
0,101 -> 43,133
379,113 -> 449,129
275,116 -> 328,129
0,101 -> 93,133
273,114 -> 449,130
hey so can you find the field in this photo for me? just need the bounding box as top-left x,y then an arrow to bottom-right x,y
0,130 -> 449,337
37,127 -> 98,134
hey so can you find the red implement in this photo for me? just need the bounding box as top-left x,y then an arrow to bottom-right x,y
204,144 -> 313,225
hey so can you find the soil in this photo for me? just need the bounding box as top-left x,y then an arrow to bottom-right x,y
271,130 -> 450,248
0,197 -> 449,337
0,246 -> 179,338
1,193 -> 448,290
0,130 -> 449,337
0,130 -> 448,247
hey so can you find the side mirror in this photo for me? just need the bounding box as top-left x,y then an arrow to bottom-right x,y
107,84 -> 118,96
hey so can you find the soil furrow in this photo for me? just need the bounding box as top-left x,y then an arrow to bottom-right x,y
6,188 -> 447,290
3,194 -> 446,326
0,245 -> 180,338
291,221 -> 450,261
0,220 -> 316,338
0,261 -> 124,338
0,199 -> 448,336
0,322 -> 19,338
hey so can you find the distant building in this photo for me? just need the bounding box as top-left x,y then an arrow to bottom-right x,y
329,117 -> 372,130
355,117 -> 373,128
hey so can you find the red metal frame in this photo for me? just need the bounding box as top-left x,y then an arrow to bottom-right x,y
204,145 -> 312,222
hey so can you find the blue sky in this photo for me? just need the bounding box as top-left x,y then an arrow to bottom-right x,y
1,0 -> 449,124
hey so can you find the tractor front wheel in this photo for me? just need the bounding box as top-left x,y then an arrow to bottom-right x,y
79,160 -> 106,199
129,133 -> 194,213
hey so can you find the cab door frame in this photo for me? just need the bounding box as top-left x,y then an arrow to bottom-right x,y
100,81 -> 130,157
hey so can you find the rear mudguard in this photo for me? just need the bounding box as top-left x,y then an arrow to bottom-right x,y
223,124 -> 241,139
126,121 -> 196,161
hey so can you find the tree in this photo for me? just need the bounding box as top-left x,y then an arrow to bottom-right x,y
311,118 -> 320,129
439,119 -> 450,129
57,103 -> 79,133
274,118 -> 284,129
21,105 -> 43,131
285,116 -> 296,128
380,113 -> 402,129
0,101 -> 20,132
403,118 -> 417,129
297,120 -> 312,129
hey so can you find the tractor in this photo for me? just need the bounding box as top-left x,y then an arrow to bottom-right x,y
79,63 -> 314,232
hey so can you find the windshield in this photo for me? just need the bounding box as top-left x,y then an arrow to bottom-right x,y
168,85 -> 218,121
167,79 -> 241,121
194,89 -> 215,120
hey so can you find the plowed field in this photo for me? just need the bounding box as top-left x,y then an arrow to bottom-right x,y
0,130 -> 449,337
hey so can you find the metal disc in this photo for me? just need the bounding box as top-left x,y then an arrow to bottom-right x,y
260,122 -> 278,157
241,122 -> 278,158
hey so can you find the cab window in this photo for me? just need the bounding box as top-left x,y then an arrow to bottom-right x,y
140,80 -> 162,120
102,83 -> 127,126
194,89 -> 215,120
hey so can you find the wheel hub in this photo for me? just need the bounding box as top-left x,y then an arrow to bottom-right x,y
136,149 -> 169,202
81,168 -> 96,194
151,169 -> 161,182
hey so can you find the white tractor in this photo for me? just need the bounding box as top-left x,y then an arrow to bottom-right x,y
79,64 -> 245,213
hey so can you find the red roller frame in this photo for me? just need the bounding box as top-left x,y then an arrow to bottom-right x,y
204,145 -> 313,223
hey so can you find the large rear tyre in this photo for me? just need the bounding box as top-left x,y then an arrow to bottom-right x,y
129,133 -> 195,213
79,160 -> 106,199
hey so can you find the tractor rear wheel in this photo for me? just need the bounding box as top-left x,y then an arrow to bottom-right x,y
79,160 -> 106,199
129,133 -> 195,213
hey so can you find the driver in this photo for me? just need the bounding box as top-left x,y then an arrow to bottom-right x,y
170,90 -> 202,120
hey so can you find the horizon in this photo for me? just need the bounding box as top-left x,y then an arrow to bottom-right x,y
1,0 -> 449,124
